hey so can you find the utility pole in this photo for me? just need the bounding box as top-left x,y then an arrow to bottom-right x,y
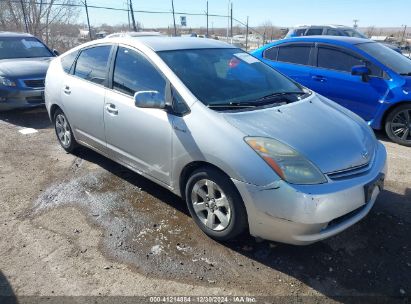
20,0 -> 29,33
402,24 -> 407,44
206,0 -> 209,37
171,0 -> 177,36
230,1 -> 233,38
245,16 -> 249,51
127,0 -> 131,30
84,0 -> 92,40
226,0 -> 230,41
129,0 -> 137,31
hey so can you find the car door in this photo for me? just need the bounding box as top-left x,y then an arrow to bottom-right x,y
104,46 -> 173,185
308,44 -> 389,121
62,44 -> 113,152
262,43 -> 314,87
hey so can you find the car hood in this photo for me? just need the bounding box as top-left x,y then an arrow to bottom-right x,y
222,94 -> 376,174
0,57 -> 53,78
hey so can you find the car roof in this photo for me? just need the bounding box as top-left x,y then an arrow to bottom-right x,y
293,25 -> 351,29
0,31 -> 34,38
279,36 -> 372,45
105,36 -> 235,51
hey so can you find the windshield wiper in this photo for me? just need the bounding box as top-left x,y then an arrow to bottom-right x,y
207,102 -> 257,109
207,91 -> 307,110
254,91 -> 307,102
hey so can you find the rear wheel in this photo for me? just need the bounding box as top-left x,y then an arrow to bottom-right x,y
185,168 -> 248,241
385,104 -> 411,146
53,109 -> 78,152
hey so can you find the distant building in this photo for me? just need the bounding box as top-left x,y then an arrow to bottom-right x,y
370,36 -> 388,42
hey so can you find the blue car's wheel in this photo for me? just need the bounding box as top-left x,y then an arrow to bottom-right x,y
385,104 -> 411,146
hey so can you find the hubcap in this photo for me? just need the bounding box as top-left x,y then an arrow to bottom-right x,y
55,114 -> 71,147
391,109 -> 411,142
191,179 -> 231,231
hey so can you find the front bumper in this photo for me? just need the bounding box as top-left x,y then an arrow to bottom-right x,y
233,142 -> 387,245
0,86 -> 45,111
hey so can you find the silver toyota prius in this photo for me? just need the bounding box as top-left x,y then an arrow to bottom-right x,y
45,37 -> 387,245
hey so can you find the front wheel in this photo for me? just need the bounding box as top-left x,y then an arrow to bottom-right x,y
53,109 -> 78,153
185,168 -> 248,241
385,104 -> 411,146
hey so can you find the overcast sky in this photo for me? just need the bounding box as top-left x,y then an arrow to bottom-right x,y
81,0 -> 410,29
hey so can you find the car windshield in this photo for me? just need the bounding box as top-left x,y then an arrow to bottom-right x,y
340,28 -> 367,38
158,48 -> 305,107
357,42 -> 411,75
0,37 -> 53,59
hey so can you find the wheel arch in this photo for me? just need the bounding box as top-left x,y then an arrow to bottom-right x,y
382,100 -> 411,128
179,161 -> 233,202
50,104 -> 63,122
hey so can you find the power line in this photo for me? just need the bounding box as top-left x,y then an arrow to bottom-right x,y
2,0 -> 264,36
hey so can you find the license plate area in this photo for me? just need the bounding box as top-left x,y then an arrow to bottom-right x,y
364,173 -> 384,203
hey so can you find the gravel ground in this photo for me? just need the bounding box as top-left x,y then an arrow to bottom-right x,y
0,108 -> 410,303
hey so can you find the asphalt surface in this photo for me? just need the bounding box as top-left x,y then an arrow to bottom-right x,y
0,108 -> 410,302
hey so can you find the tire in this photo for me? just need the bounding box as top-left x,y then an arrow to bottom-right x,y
53,109 -> 78,153
185,167 -> 248,241
385,104 -> 411,147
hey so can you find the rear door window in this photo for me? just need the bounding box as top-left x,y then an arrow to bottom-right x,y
277,44 -> 311,65
74,45 -> 112,85
326,29 -> 341,36
305,28 -> 323,36
294,29 -> 306,36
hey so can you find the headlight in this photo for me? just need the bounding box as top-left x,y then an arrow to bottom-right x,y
0,76 -> 16,87
245,137 -> 327,185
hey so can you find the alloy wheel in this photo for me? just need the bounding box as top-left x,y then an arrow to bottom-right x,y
190,179 -> 231,231
55,114 -> 71,148
390,108 -> 411,142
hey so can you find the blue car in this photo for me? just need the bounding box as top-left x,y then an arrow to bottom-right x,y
252,36 -> 411,146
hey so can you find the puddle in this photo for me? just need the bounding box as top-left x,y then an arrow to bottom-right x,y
31,160 -> 411,296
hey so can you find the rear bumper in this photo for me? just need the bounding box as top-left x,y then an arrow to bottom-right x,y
233,142 -> 387,245
0,87 -> 45,111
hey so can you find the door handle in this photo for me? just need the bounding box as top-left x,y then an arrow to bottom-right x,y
311,75 -> 327,82
63,85 -> 71,94
105,104 -> 118,115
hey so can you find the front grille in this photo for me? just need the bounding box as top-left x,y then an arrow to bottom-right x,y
26,96 -> 44,104
24,79 -> 45,88
327,162 -> 371,180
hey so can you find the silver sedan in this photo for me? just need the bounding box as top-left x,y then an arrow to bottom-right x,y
45,37 -> 387,245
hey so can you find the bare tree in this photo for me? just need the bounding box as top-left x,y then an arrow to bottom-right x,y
257,21 -> 282,42
365,26 -> 375,38
0,0 -> 79,47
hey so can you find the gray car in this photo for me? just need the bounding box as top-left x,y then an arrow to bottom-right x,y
0,32 -> 56,111
45,37 -> 387,245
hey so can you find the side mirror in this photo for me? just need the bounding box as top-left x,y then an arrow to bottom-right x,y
134,91 -> 165,109
53,49 -> 60,56
351,65 -> 371,82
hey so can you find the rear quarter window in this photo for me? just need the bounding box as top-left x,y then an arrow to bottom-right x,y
263,46 -> 278,61
61,51 -> 79,74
